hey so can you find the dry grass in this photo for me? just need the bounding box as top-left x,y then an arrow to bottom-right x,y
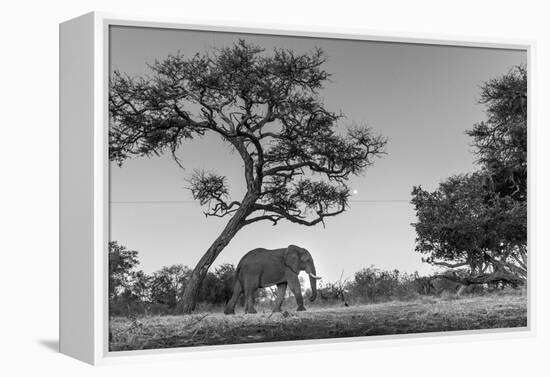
109,292 -> 527,351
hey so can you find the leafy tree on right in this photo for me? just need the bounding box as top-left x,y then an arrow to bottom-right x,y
411,66 -> 527,287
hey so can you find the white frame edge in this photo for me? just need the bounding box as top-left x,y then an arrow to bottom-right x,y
59,11 -> 535,365
59,12 -> 96,364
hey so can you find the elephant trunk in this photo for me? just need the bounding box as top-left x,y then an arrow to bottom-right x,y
306,263 -> 318,302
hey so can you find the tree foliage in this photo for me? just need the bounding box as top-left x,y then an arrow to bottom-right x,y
197,263 -> 236,304
109,241 -> 140,300
149,265 -> 191,310
466,66 -> 527,201
411,173 -> 526,284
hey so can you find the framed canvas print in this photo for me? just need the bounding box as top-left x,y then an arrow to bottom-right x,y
59,12 -> 532,365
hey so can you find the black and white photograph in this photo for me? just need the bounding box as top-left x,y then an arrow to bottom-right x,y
107,25 -> 527,351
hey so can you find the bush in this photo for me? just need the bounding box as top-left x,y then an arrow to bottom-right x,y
348,267 -> 416,304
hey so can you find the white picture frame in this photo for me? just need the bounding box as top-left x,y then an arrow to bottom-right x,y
59,11 -> 534,365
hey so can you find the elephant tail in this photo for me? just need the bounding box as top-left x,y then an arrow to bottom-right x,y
224,276 -> 243,315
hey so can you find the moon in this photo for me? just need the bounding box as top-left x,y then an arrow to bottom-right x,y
352,189 -> 358,195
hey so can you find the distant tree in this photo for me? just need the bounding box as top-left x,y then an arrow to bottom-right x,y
109,242 -> 153,315
130,270 -> 151,304
198,263 -> 236,304
109,40 -> 387,313
150,265 -> 192,310
350,266 -> 400,303
109,241 -> 139,300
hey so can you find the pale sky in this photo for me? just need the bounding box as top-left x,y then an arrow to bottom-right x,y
109,25 -> 526,283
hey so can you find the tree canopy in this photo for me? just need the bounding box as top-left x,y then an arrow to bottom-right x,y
466,65 -> 527,201
110,40 -> 386,226
411,172 -> 526,284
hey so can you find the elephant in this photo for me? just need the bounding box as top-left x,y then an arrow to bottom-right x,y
224,245 -> 321,314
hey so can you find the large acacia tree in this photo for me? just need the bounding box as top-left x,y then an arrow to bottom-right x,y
109,40 -> 387,313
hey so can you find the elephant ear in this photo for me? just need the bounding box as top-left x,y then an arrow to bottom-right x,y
284,245 -> 301,274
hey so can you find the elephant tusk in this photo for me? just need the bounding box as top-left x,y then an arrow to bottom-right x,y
308,272 -> 322,280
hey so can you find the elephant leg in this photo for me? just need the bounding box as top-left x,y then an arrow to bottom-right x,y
287,274 -> 306,311
243,281 -> 258,314
272,283 -> 287,312
224,279 -> 242,315
245,290 -> 257,314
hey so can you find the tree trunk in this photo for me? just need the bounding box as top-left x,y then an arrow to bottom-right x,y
179,192 -> 257,314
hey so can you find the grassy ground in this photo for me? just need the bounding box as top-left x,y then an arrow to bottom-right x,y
109,293 -> 527,351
